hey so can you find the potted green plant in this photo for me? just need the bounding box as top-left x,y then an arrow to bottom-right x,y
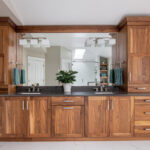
56,70 -> 78,93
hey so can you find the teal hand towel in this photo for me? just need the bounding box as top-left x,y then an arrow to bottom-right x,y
110,69 -> 115,84
115,67 -> 123,85
13,68 -> 20,85
20,69 -> 26,84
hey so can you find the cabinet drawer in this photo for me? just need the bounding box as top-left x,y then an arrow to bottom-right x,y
135,97 -> 150,120
135,104 -> 150,120
135,126 -> 150,137
128,86 -> 150,93
51,97 -> 84,106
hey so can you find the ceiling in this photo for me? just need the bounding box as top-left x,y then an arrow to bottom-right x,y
1,0 -> 150,25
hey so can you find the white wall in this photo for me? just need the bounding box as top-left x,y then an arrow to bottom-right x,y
45,46 -> 61,86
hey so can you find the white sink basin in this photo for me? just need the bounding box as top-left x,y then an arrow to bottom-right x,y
94,92 -> 114,94
18,92 -> 41,95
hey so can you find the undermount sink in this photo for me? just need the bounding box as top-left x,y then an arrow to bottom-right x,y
94,92 -> 115,95
18,92 -> 41,95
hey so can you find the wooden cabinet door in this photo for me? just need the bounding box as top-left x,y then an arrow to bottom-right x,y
110,96 -> 134,137
128,56 -> 150,85
86,96 -> 109,137
4,97 -> 26,137
128,26 -> 149,54
27,97 -> 51,137
0,98 -> 4,137
52,106 -> 84,137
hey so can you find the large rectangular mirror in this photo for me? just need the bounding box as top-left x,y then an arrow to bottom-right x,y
19,33 -> 117,86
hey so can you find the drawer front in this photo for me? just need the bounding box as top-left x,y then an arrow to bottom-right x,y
128,86 -> 150,93
135,126 -> 150,137
51,97 -> 84,105
135,97 -> 150,120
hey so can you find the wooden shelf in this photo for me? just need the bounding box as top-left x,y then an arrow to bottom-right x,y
101,76 -> 108,79
100,64 -> 108,66
100,70 -> 108,72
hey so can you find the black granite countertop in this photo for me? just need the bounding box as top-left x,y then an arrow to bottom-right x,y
0,91 -> 150,97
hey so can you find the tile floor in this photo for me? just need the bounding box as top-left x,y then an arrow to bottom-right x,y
0,141 -> 150,150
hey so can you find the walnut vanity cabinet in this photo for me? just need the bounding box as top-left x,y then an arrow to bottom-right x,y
1,96 -> 51,138
134,96 -> 150,137
127,26 -> 150,92
27,97 -> 51,137
86,96 -> 134,138
85,96 -> 109,137
4,97 -> 26,137
52,97 -> 84,137
109,96 -> 134,137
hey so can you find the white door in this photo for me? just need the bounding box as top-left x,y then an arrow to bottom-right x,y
28,56 -> 45,86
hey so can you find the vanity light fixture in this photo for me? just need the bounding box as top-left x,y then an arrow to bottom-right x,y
96,39 -> 105,46
40,39 -> 50,47
108,39 -> 116,46
30,39 -> 38,46
19,39 -> 28,46
74,49 -> 86,59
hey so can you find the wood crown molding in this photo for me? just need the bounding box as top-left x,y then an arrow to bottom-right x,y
118,16 -> 150,30
0,17 -> 16,29
16,25 -> 118,33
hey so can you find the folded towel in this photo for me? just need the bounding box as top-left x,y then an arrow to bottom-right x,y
115,67 -> 123,85
110,69 -> 115,84
13,68 -> 20,85
20,69 -> 26,84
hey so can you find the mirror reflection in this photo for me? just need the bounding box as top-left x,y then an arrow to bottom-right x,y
20,33 -> 117,86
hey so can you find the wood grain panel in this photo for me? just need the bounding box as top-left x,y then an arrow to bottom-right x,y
4,97 -> 26,137
86,96 -> 109,137
128,26 -> 149,54
28,97 -> 51,137
52,106 -> 84,137
0,97 -> 4,137
128,56 -> 150,85
110,96 -> 134,137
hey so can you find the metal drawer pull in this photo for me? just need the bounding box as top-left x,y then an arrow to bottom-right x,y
27,101 -> 29,110
112,101 -> 113,110
22,101 -> 24,110
63,107 -> 72,110
64,100 -> 73,103
107,100 -> 109,110
144,129 -> 150,131
136,88 -> 146,90
129,72 -> 132,82
144,100 -> 150,103
144,112 -> 150,115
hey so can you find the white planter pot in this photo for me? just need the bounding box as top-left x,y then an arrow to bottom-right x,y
63,83 -> 72,94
